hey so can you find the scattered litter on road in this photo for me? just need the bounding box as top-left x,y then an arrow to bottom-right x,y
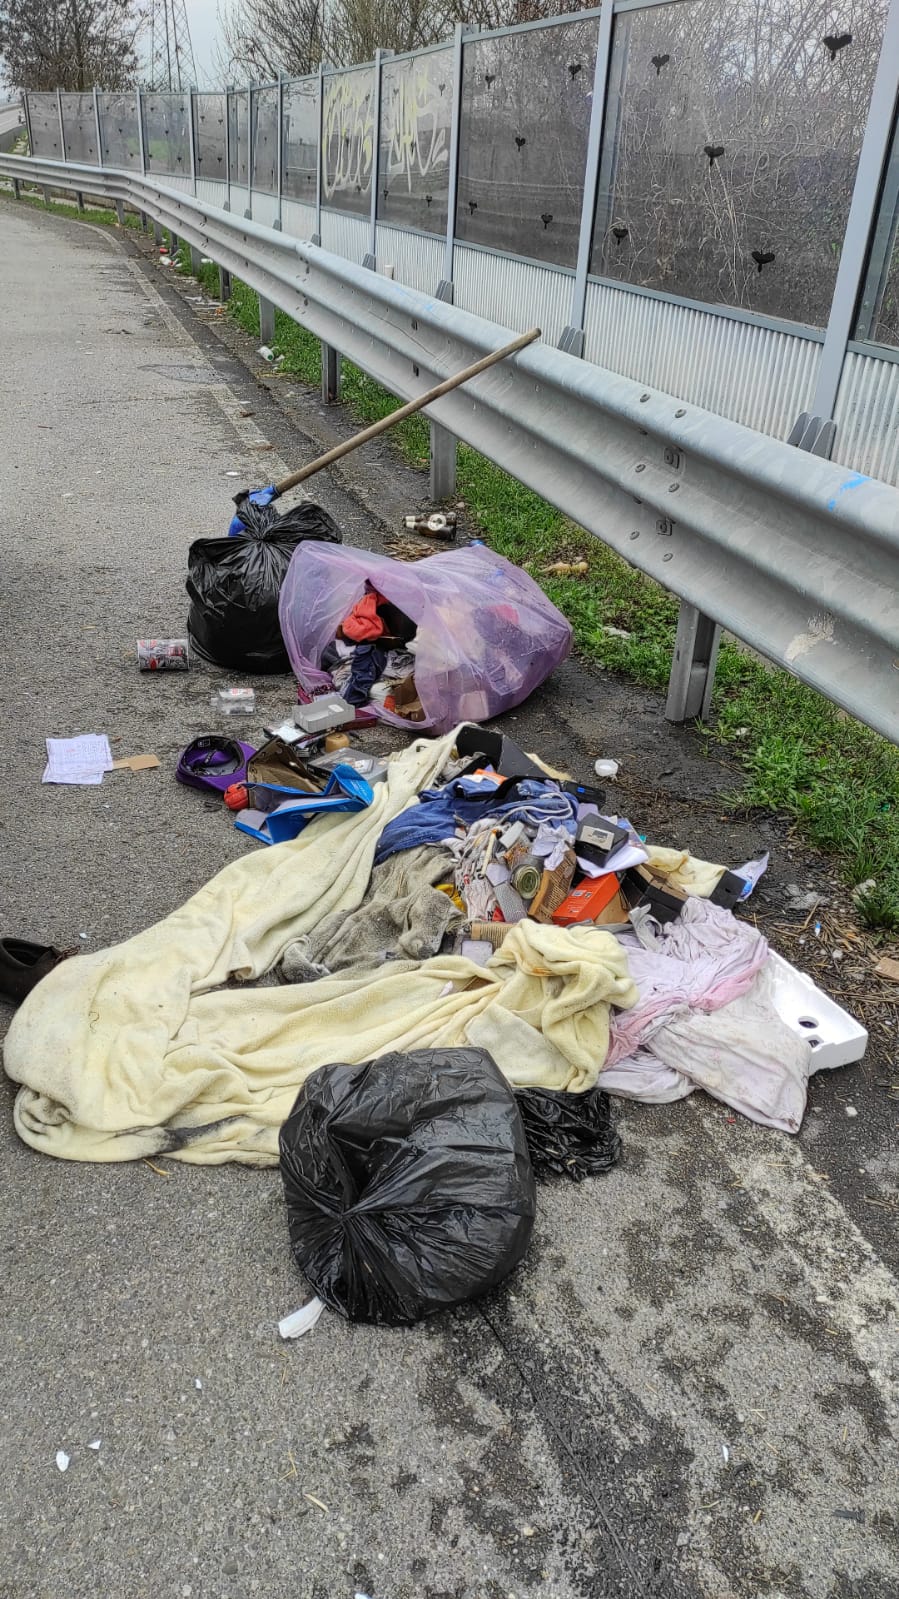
875,955 -> 899,983
111,753 -> 160,773
194,1378 -> 203,1390
303,1493 -> 329,1512
42,734 -> 112,786
403,511 -> 456,539
257,345 -> 276,362
594,758 -> 620,779
87,1439 -> 101,1450
55,1451 -> 69,1472
845,1105 -> 858,1117
137,638 -> 189,671
212,686 -> 256,717
279,1298 -> 325,1339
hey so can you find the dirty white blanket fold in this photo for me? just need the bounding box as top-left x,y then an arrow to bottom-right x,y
5,733 -> 456,1164
5,733 -> 638,1165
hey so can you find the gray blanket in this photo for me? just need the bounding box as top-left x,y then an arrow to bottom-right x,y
281,844 -> 460,983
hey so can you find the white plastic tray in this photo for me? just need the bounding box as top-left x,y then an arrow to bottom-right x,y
767,950 -> 868,1071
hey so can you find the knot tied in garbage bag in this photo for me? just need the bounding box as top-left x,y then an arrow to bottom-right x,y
279,1048 -> 536,1324
187,498 -> 341,673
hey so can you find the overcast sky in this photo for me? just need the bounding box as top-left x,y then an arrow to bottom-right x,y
185,0 -> 224,86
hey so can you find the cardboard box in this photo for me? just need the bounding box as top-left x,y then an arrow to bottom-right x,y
553,873 -> 622,926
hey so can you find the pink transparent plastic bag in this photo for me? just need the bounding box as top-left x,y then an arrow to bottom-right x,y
278,542 -> 572,735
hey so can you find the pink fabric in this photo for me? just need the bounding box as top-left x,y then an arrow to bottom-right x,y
606,898 -> 768,1068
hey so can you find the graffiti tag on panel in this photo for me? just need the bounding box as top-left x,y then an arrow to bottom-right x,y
383,57 -> 450,192
323,71 -> 374,204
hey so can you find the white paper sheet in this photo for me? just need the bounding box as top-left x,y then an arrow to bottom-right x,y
43,735 -> 113,786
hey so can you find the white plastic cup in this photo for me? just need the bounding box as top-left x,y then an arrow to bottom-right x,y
594,758 -> 620,779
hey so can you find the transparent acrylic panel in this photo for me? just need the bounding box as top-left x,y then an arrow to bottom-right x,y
377,47 -> 453,235
194,93 -> 226,180
251,85 -> 279,194
856,113 -> 899,349
455,20 -> 598,268
143,92 -> 190,176
322,64 -> 375,216
59,93 -> 99,163
283,77 -> 318,201
98,93 -> 140,169
590,0 -> 888,328
27,93 -> 63,159
228,92 -> 249,185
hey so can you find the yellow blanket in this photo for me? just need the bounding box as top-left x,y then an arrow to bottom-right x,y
5,736 -> 637,1166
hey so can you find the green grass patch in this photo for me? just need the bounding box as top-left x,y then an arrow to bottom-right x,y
0,183 -> 141,229
128,257 -> 899,928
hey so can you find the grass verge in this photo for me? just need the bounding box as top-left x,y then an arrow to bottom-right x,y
0,182 -> 142,230
114,250 -> 899,929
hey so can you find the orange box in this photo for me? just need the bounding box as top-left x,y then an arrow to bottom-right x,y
552,873 -> 623,926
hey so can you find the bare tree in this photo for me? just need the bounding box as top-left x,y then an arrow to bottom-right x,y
0,0 -> 143,90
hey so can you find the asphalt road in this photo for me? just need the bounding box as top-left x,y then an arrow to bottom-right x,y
1,201 -> 897,1599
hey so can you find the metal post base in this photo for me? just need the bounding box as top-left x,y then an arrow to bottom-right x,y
140,211 -> 148,231
42,186 -> 52,204
429,422 -> 457,501
12,178 -> 20,199
170,232 -> 179,260
322,342 -> 341,404
219,266 -> 232,302
75,191 -> 85,213
665,602 -> 721,723
114,199 -> 124,225
153,221 -> 163,245
259,296 -> 275,345
189,244 -> 203,275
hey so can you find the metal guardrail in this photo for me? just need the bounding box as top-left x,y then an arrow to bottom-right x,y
3,151 -> 899,746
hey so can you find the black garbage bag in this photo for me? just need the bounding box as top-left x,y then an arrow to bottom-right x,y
279,1048 -> 536,1325
515,1085 -> 621,1181
186,500 -> 341,672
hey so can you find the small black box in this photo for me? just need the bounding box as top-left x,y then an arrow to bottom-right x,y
576,816 -> 629,867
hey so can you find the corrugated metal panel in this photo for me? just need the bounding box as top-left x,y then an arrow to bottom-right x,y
320,208 -> 368,261
250,191 -> 280,228
196,179 -> 226,207
833,351 -> 899,487
375,224 -> 442,295
453,244 -> 573,346
282,198 -> 316,240
583,281 -> 821,441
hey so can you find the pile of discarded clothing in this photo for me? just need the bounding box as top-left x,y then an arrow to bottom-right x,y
278,540 -> 573,733
4,723 -> 865,1327
322,588 -> 422,719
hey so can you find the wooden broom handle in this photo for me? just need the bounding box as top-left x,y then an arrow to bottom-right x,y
272,327 -> 540,496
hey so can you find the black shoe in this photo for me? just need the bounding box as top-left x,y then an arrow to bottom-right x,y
0,939 -> 73,1005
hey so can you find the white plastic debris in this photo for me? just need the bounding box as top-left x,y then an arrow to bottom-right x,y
721,1444 -> 730,1463
845,1106 -> 858,1118
55,1450 -> 70,1472
258,345 -> 275,362
87,1439 -> 102,1450
279,1297 -> 325,1340
194,1378 -> 203,1390
594,759 -> 620,779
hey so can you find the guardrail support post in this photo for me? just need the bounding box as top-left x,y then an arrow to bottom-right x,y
322,343 -> 341,404
189,243 -> 203,273
75,190 -> 85,211
219,266 -> 232,301
429,423 -> 457,501
437,22 -> 464,300
115,199 -> 125,225
665,603 -> 721,724
42,185 -> 52,204
560,2 -> 613,356
12,176 -> 21,199
153,220 -> 163,244
259,297 -> 276,344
